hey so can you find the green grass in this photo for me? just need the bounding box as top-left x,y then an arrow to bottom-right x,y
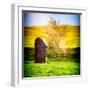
24,58 -> 80,77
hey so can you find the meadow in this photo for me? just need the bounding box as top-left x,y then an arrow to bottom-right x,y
24,47 -> 80,77
24,59 -> 80,77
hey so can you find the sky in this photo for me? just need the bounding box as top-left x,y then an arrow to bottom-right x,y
23,11 -> 80,27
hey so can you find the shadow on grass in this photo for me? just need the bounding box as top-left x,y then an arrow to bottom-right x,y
24,47 -> 80,62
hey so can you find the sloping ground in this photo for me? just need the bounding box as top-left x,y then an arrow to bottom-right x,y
24,25 -> 80,48
24,26 -> 80,77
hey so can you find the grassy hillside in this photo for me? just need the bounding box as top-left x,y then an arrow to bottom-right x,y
24,25 -> 80,77
24,25 -> 80,48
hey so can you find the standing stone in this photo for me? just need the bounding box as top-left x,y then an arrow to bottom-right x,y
35,38 -> 48,63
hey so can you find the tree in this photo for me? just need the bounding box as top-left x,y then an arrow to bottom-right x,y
46,17 -> 79,57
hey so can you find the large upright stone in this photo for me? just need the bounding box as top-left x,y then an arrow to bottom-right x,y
35,38 -> 48,63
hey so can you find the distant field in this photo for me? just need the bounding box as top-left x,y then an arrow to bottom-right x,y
24,25 -> 80,48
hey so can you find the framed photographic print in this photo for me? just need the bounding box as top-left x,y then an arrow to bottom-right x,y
11,4 -> 87,87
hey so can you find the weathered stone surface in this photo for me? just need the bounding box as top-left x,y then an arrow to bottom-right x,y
35,38 -> 48,63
